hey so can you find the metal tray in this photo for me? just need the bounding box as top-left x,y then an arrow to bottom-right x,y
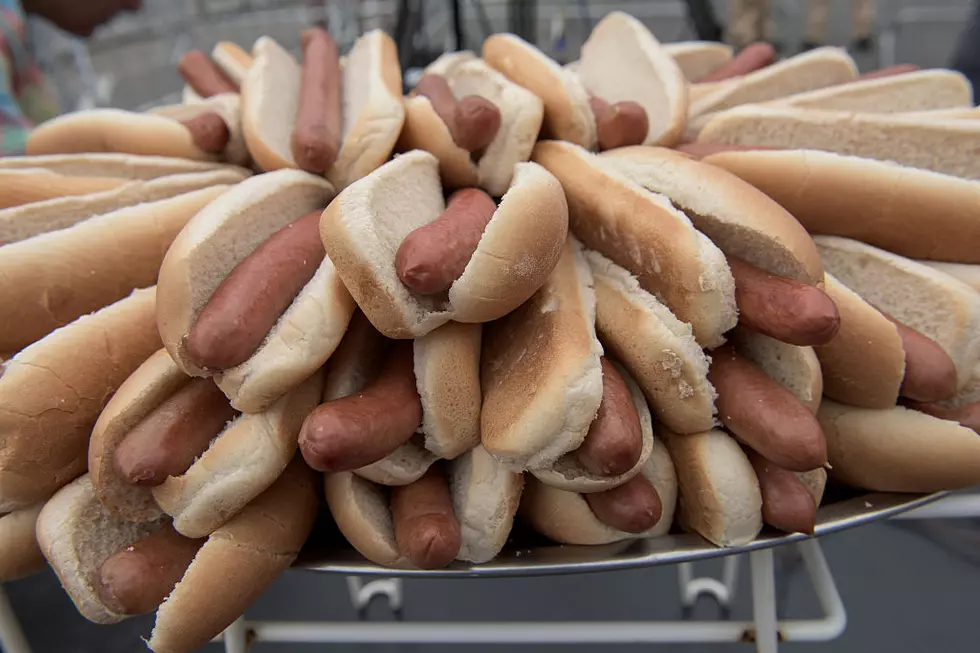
296,489 -> 946,577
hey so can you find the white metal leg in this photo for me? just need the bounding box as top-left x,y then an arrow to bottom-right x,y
750,548 -> 778,653
345,576 -> 403,619
678,555 -> 740,610
0,585 -> 32,653
222,616 -> 248,653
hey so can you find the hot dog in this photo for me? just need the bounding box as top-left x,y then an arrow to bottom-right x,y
96,525 -> 205,615
390,465 -> 461,569
299,341 -> 422,472
746,449 -> 817,535
883,314 -> 958,402
178,112 -> 231,153
291,28 -> 342,174
697,42 -> 777,82
729,257 -> 840,346
112,378 -> 237,487
709,345 -> 828,472
178,50 -> 239,98
394,187 -> 497,295
576,357 -> 643,476
584,473 -> 662,533
905,400 -> 980,434
186,209 -> 326,371
588,96 -> 649,151
414,74 -> 502,153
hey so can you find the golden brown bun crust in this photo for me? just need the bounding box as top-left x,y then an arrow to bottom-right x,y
0,288 -> 161,512
0,169 -> 127,209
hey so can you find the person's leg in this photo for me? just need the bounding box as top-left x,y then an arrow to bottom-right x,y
803,0 -> 829,49
852,0 -> 876,51
951,1 -> 980,97
683,0 -> 724,42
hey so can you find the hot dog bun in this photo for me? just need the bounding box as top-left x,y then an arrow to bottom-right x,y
600,146 -> 824,285
0,288 -> 160,512
731,329 -> 823,414
0,168 -> 248,246
814,274 -> 906,408
320,150 -> 568,338
519,439 -> 676,545
533,140 -> 736,348
0,169 -> 127,208
398,52 -> 544,196
587,250 -> 715,433
662,41 -> 733,81
817,400 -> 980,492
481,237 -> 603,470
922,262 -> 980,292
242,31 -> 404,188
816,236 -> 980,387
698,107 -> 980,180
482,33 -> 596,148
0,186 -> 230,353
212,41 -> 252,85
0,503 -> 46,581
766,69 -> 973,113
530,360 -> 653,492
577,12 -> 687,146
157,169 -> 354,413
37,460 -> 316,652
150,94 -> 248,166
704,149 -> 980,263
0,152 -> 244,178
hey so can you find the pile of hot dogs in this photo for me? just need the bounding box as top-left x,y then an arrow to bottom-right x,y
2,10 -> 980,653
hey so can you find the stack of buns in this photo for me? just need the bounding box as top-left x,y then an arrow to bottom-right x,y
3,13 -> 979,652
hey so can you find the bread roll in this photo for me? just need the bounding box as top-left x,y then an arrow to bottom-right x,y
662,41 -> 733,81
0,152 -> 244,178
0,503 -> 46,581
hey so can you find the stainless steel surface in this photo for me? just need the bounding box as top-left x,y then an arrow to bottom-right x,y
301,491 -> 947,577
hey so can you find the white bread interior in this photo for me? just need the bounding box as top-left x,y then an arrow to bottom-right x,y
690,47 -> 857,118
0,168 -> 248,245
25,109 -> 223,161
241,36 -> 300,171
482,33 -> 596,148
922,262 -> 980,292
451,445 -> 524,563
156,169 -> 352,412
519,439 -> 676,546
532,140 -> 736,348
698,106 -> 980,180
818,400 -> 980,492
816,236 -> 980,387
355,436 -> 437,487
213,41 -> 253,85
151,93 -> 249,166
152,371 -> 323,539
703,149 -> 980,264
814,274 -> 905,408
938,361 -> 980,409
663,41 -> 733,81
732,329 -> 822,414
0,503 -> 46,581
530,360 -> 654,492
0,186 -> 228,353
767,69 -> 973,113
481,237 -> 603,470
662,428 -> 762,547
587,250 -> 715,434
796,468 -> 828,507
0,152 -> 242,178
415,321 -> 483,459
599,146 -> 823,285
578,12 -> 688,147
0,288 -> 160,513
320,151 -> 568,337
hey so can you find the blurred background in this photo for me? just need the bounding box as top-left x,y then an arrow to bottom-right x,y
6,0 -> 980,651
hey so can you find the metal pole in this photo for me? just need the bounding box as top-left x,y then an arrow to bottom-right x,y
0,585 -> 32,653
750,548 -> 778,653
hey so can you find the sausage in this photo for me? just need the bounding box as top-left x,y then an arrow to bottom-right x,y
585,474 -> 663,533
674,143 -> 778,159
858,64 -> 919,80
747,449 -> 817,535
291,28 -> 342,174
186,210 -> 326,370
414,74 -> 501,153
96,525 -> 205,615
299,341 -> 422,472
179,112 -> 230,153
882,314 -> 958,402
390,465 -> 461,569
729,257 -> 840,346
178,50 -> 239,98
113,378 -> 237,486
576,358 -> 643,476
588,96 -> 649,151
905,400 -> 980,434
709,345 -> 827,472
697,42 -> 777,82
394,188 -> 497,295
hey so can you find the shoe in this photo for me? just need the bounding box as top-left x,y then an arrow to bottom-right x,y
853,36 -> 875,53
